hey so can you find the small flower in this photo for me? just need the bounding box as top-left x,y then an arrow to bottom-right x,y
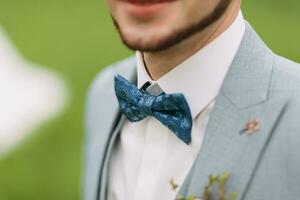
242,118 -> 260,135
170,179 -> 179,191
173,172 -> 237,200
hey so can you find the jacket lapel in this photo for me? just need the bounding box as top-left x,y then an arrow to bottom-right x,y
98,114 -> 127,200
84,57 -> 136,200
177,23 -> 289,200
97,66 -> 137,200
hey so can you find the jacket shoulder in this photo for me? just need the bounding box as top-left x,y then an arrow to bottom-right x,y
271,54 -> 300,99
271,55 -> 300,135
88,55 -> 136,97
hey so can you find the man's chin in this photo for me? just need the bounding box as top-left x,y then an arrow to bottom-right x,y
117,26 -> 188,52
120,35 -> 171,52
112,16 -> 176,52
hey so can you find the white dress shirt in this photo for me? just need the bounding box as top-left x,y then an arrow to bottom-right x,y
108,11 -> 245,200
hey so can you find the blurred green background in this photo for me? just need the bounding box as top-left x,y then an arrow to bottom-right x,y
0,0 -> 299,200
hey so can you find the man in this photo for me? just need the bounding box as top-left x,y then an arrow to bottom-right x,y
84,0 -> 300,199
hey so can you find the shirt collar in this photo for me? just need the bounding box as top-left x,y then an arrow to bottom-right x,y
136,10 -> 245,118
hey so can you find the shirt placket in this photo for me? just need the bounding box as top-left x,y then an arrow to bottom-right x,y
133,117 -> 168,200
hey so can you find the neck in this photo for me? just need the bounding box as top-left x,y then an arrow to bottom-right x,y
142,1 -> 241,81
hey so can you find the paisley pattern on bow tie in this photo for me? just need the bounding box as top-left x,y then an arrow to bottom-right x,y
114,74 -> 193,144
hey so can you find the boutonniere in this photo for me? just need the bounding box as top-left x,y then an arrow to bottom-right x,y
170,172 -> 237,200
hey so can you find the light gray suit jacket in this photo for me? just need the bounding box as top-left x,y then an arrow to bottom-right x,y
84,23 -> 300,200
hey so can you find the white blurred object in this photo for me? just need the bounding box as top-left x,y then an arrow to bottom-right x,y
0,27 -> 69,157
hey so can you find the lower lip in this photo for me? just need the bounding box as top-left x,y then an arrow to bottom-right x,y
121,1 -> 176,18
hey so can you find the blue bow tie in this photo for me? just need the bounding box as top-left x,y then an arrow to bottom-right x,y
114,74 -> 193,144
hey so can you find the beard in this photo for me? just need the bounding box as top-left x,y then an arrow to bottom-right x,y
112,0 -> 232,52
